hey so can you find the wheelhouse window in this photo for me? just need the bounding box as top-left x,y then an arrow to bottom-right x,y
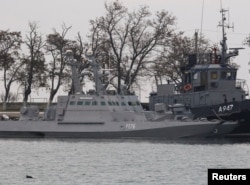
92,101 -> 98,106
85,101 -> 91,106
193,72 -> 199,80
69,101 -> 76,105
128,102 -> 137,106
221,71 -> 227,79
101,101 -> 106,106
211,71 -> 218,79
231,71 -> 236,80
77,101 -> 83,105
221,71 -> 235,80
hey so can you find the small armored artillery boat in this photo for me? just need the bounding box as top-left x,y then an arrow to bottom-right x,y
0,51 -> 238,139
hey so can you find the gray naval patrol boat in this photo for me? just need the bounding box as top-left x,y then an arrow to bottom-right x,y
149,9 -> 250,137
0,50 -> 238,139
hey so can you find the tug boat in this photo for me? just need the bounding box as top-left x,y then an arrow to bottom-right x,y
149,9 -> 249,138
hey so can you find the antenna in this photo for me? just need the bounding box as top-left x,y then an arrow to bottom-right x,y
200,0 -> 205,36
218,7 -> 234,64
197,0 -> 205,64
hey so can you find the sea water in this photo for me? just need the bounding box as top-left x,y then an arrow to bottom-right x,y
0,139 -> 249,185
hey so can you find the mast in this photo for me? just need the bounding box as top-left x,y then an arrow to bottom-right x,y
218,9 -> 243,65
220,9 -> 227,64
218,8 -> 234,64
65,50 -> 109,95
65,50 -> 83,94
87,55 -> 101,94
86,55 -> 110,95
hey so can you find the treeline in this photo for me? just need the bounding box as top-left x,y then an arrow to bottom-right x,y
0,1 -> 215,109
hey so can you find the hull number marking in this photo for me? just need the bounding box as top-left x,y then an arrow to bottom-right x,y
125,123 -> 136,130
218,104 -> 234,113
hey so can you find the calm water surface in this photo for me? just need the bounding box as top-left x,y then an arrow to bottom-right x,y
0,139 -> 249,185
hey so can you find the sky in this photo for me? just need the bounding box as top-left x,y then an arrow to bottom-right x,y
1,0 -> 250,102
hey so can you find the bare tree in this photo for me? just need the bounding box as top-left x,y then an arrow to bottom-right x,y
88,1 -> 176,94
21,22 -> 46,105
151,33 -> 192,86
243,34 -> 250,46
98,1 -> 130,94
243,34 -> 250,75
45,23 -> 90,103
0,30 -> 22,110
149,32 -> 211,89
124,8 -> 175,91
44,24 -> 72,104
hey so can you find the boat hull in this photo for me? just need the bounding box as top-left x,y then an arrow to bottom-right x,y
190,100 -> 250,137
0,121 -> 237,139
